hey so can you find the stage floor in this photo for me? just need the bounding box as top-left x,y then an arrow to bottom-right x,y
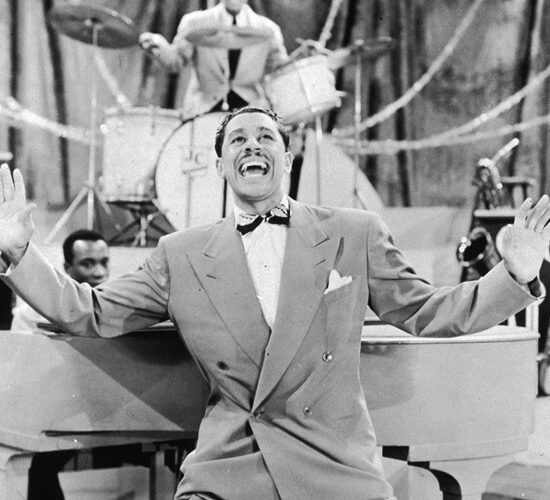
485,396 -> 550,499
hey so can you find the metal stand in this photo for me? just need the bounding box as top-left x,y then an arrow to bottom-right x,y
107,200 -> 165,247
45,20 -> 114,244
314,116 -> 323,205
352,40 -> 364,209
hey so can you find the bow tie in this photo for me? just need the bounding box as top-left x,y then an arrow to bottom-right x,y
236,204 -> 290,235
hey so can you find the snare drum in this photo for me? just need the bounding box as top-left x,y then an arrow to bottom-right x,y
101,107 -> 182,201
263,55 -> 341,125
155,112 -> 229,230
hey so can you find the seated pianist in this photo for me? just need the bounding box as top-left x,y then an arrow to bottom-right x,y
11,229 -> 110,331
10,229 -> 111,500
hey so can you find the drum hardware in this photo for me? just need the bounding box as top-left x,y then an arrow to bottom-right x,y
48,3 -> 139,49
107,200 -> 166,247
183,25 -> 272,49
179,162 -> 209,229
289,38 -> 331,62
45,3 -> 139,243
314,116 -> 324,205
326,37 -> 395,71
352,40 -> 366,208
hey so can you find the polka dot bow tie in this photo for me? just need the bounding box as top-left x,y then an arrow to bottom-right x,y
236,204 -> 290,235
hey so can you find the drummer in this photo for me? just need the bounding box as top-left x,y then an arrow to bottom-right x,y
139,0 -> 289,116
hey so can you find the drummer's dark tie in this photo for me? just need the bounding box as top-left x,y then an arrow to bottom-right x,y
236,205 -> 290,235
228,14 -> 241,80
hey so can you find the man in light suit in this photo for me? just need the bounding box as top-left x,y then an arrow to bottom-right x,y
139,0 -> 288,116
1,107 -> 550,500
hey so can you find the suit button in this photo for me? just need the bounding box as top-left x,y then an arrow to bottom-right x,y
303,406 -> 312,417
322,351 -> 333,362
252,409 -> 264,419
216,361 -> 229,370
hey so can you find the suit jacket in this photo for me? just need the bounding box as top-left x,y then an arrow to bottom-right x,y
3,200 -> 536,500
11,296 -> 47,331
172,3 -> 288,116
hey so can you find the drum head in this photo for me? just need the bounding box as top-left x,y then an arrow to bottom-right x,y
264,55 -> 340,125
155,113 -> 230,230
101,107 -> 182,202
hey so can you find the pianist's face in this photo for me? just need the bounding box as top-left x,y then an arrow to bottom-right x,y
64,239 -> 110,287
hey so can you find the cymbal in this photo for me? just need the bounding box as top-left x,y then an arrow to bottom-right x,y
184,25 -> 272,49
48,3 -> 139,49
327,37 -> 395,70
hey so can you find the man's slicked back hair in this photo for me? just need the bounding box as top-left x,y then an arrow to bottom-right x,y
214,107 -> 290,157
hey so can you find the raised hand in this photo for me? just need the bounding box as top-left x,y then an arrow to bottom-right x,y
499,195 -> 550,284
0,164 -> 35,264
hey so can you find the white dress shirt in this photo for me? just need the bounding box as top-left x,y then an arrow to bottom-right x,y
234,199 -> 289,328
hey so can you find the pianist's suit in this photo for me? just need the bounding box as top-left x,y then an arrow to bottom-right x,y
2,199 -> 536,500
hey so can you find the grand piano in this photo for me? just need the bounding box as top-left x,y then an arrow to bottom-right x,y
0,323 -> 537,500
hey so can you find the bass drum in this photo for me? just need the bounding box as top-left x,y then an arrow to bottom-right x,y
155,112 -> 229,230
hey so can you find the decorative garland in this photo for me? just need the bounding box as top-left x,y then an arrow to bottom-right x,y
0,96 -> 90,145
317,0 -> 345,48
332,0 -> 485,138
422,62 -> 550,142
2,0 -> 548,160
334,113 -> 550,155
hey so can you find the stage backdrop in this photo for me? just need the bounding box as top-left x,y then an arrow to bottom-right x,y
1,0 -> 549,209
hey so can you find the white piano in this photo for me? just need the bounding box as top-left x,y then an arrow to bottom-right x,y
0,324 -> 537,500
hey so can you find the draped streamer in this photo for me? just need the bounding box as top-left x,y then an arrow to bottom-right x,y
419,62 -> 550,142
332,60 -> 550,155
334,114 -> 550,156
317,0 -> 345,48
333,0 -> 485,137
0,96 -> 90,145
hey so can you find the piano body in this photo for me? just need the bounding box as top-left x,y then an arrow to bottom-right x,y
0,324 -> 537,500
362,324 -> 537,499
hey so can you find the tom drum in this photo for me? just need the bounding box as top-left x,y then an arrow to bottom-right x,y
101,107 -> 182,202
263,55 -> 341,125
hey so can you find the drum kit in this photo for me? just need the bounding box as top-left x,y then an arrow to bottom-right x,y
44,2 -> 394,245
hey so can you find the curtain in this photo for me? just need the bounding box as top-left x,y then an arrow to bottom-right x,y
0,0 -> 544,208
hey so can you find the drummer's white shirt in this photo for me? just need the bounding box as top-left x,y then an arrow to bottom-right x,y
233,198 -> 289,329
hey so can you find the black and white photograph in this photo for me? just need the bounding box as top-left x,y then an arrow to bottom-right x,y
1,1 -> 550,499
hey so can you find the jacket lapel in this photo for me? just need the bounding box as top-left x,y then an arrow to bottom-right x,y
252,201 -> 341,410
187,217 -> 270,367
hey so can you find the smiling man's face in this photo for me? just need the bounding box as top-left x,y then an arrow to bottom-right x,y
216,112 -> 292,214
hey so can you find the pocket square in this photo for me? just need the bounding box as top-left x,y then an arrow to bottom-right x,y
324,269 -> 352,294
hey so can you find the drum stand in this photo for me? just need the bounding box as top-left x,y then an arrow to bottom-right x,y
45,20 -> 116,244
314,116 -> 323,205
107,200 -> 165,247
352,40 -> 365,209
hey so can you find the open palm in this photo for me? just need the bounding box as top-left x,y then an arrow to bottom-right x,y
0,164 -> 35,259
500,195 -> 550,284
